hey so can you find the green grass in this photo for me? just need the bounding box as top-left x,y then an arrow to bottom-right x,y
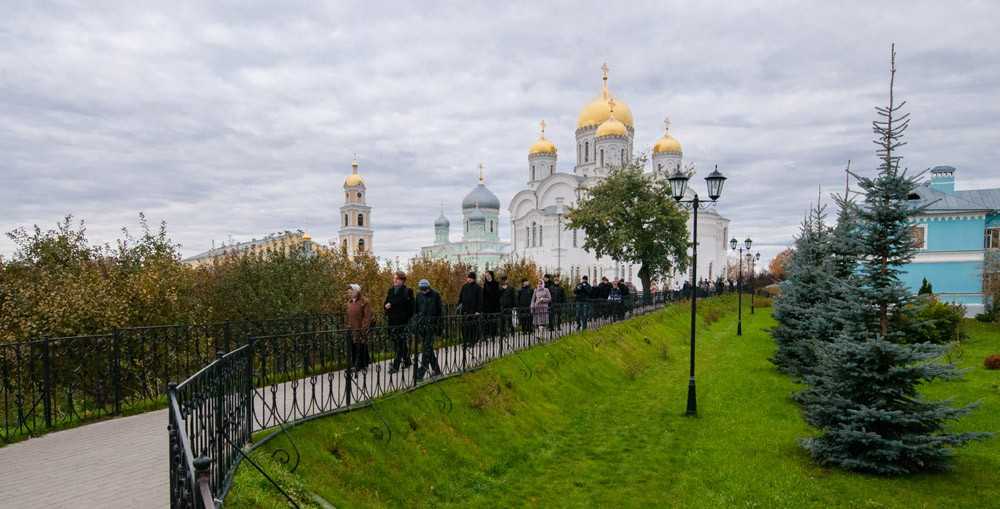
227,296 -> 1000,508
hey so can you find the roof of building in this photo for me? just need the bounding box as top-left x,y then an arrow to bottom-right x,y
909,183 -> 1000,213
435,212 -> 450,227
462,183 -> 501,210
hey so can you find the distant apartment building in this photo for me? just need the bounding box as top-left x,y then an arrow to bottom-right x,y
182,230 -> 326,267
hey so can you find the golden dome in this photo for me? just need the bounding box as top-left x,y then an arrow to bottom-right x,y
344,158 -> 364,187
302,233 -> 312,241
652,118 -> 682,154
577,63 -> 634,129
595,97 -> 627,138
529,119 -> 557,155
596,117 -> 627,137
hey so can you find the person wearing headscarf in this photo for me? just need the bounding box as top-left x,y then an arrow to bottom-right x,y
345,284 -> 373,370
530,277 -> 551,339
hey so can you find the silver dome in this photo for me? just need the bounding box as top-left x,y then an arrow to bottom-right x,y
434,213 -> 450,227
461,184 -> 501,210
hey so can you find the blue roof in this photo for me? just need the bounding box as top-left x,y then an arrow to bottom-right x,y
909,183 -> 999,213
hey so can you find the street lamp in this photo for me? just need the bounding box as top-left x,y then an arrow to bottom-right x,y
730,236 -> 752,336
555,197 -> 565,277
669,163 -> 727,417
749,252 -> 760,314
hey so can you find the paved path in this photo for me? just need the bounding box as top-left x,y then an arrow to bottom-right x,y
0,307 -> 659,508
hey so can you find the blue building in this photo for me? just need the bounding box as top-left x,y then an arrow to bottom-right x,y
904,166 -> 1000,316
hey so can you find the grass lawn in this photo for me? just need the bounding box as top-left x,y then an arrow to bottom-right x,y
227,296 -> 1000,508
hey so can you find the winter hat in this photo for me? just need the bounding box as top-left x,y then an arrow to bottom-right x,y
418,279 -> 430,288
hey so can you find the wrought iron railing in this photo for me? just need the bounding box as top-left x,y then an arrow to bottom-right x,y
167,291 -> 714,508
1,314 -> 338,443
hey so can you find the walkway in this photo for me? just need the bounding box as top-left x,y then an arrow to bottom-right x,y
0,306 -> 660,508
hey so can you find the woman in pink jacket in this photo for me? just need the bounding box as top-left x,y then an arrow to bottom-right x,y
530,278 -> 551,339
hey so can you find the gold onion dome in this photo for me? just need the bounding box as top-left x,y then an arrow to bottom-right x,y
529,120 -> 557,155
595,98 -> 627,138
653,118 -> 682,155
344,158 -> 364,187
577,63 -> 634,129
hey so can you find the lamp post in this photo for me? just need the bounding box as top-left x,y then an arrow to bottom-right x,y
729,236 -> 752,336
668,163 -> 728,417
749,252 -> 760,314
555,197 -> 564,277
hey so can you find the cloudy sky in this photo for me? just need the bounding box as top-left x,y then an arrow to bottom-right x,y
3,1 -> 999,267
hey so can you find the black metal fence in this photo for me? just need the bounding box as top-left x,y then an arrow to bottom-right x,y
167,293 -> 692,508
1,315 -> 338,443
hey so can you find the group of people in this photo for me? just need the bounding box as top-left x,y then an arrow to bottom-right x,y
343,270 -> 639,382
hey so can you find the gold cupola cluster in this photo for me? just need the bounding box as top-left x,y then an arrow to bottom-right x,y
528,120 -> 557,155
577,62 -> 634,129
344,158 -> 364,187
653,118 -> 682,155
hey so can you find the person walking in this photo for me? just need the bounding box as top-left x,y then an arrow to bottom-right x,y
531,278 -> 551,340
457,271 -> 482,347
385,271 -> 415,374
516,278 -> 534,334
413,279 -> 443,381
546,275 -> 566,332
482,270 -> 501,340
608,279 -> 624,322
345,284 -> 373,371
574,275 -> 592,330
619,278 -> 631,319
499,275 -> 517,338
595,276 -> 612,320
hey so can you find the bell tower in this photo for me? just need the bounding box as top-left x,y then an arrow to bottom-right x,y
338,158 -> 374,257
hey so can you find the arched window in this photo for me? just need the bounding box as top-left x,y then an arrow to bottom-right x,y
573,229 -> 578,247
621,148 -> 625,164
357,214 -> 364,227
531,222 -> 537,247
539,225 -> 544,246
578,143 -> 581,161
531,165 -> 535,181
549,164 -> 553,176
600,149 -> 604,167
466,221 -> 469,233
357,192 -> 363,199
585,141 -> 589,162
490,221 -> 494,233
358,238 -> 365,252
344,214 -> 348,226
345,192 -> 349,200
525,226 -> 530,246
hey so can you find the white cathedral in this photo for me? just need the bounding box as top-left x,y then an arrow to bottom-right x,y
423,64 -> 731,288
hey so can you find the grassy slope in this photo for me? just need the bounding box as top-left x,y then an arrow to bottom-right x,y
228,296 -> 1000,508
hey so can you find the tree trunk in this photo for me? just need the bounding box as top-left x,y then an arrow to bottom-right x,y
639,264 -> 652,302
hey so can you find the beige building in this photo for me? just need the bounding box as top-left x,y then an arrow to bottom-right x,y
182,230 -> 325,267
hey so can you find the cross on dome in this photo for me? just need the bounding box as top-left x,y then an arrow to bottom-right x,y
540,119 -> 546,138
478,163 -> 485,183
601,62 -> 610,98
664,117 -> 671,133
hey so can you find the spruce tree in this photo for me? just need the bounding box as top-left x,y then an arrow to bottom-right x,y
771,202 -> 836,377
796,45 -> 989,474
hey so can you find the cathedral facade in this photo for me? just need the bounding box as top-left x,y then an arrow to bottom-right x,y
419,167 -> 511,271
508,65 -> 730,287
421,65 -> 730,288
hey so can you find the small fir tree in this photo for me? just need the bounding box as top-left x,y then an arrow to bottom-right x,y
918,277 -> 933,295
797,45 -> 989,473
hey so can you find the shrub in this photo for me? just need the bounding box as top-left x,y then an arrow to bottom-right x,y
899,296 -> 965,344
985,354 -> 1000,370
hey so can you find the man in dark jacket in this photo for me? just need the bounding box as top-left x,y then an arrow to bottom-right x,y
457,272 -> 482,346
595,276 -> 612,319
545,274 -> 565,332
574,275 -> 592,330
516,278 -> 533,333
385,271 -> 415,374
413,279 -> 443,381
499,275 -> 517,338
619,278 -> 631,319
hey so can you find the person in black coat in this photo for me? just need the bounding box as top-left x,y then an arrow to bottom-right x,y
595,276 -> 612,319
499,275 -> 517,337
457,272 -> 482,346
574,275 -> 592,330
619,278 -> 631,318
482,270 -> 501,339
385,271 -> 415,374
516,278 -> 534,333
413,279 -> 443,380
544,274 -> 565,331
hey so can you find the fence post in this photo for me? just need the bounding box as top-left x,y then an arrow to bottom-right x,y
193,455 -> 215,509
41,339 -> 53,429
344,332 -> 353,407
245,336 -> 255,444
214,350 -> 224,492
112,329 -> 122,415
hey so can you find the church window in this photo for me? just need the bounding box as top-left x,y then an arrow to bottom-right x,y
988,228 -> 1000,249
621,148 -> 625,165
532,165 -> 535,181
358,214 -> 364,227
358,239 -> 365,252
539,225 -> 544,246
657,163 -> 662,172
345,192 -> 349,200
525,226 -> 530,247
490,221 -> 494,233
531,223 -> 537,247
357,192 -> 363,199
910,224 -> 927,249
585,142 -> 589,162
600,149 -> 604,167
344,214 -> 348,226
549,164 -> 553,176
